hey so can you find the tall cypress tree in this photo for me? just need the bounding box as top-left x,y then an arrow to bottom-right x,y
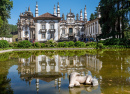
99,0 -> 130,39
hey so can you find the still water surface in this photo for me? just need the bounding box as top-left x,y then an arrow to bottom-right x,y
0,49 -> 130,94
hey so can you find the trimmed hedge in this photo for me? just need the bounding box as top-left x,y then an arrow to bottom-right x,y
33,42 -> 41,48
0,40 -> 9,48
75,41 -> 86,47
18,40 -> 32,48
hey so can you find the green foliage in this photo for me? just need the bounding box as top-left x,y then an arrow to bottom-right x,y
58,42 -> 64,47
68,41 -> 75,47
0,53 -> 10,61
9,24 -> 17,35
0,40 -> 9,48
17,51 -> 32,59
33,42 -> 41,48
18,40 -> 32,48
41,43 -> 45,47
75,41 -> 86,47
45,40 -> 57,47
103,38 -> 120,45
98,43 -> 104,49
99,0 -> 129,39
86,42 -> 97,46
124,30 -> 130,40
0,0 -> 13,36
9,42 -> 18,47
90,13 -> 95,21
0,16 -> 3,28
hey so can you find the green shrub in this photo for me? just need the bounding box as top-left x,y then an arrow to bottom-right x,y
104,38 -> 120,45
68,41 -> 75,47
0,40 -> 9,48
33,42 -> 41,48
18,40 -> 32,48
75,41 -> 86,47
45,40 -> 57,47
64,41 -> 69,47
98,43 -> 103,49
9,42 -> 18,47
41,43 -> 45,47
58,42 -> 64,47
98,40 -> 104,44
86,42 -> 97,46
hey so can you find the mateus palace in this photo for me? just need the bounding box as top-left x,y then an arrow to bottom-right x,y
17,2 -> 101,42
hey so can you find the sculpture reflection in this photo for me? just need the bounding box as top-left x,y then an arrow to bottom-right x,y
18,54 -> 102,93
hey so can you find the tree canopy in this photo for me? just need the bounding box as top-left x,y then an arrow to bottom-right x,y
99,0 -> 130,39
0,0 -> 13,37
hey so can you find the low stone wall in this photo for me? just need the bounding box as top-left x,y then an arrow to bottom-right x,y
0,37 -> 13,43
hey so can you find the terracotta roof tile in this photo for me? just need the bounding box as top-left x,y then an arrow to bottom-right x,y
37,12 -> 59,18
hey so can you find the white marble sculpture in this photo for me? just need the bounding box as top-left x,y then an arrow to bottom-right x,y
69,72 -> 98,87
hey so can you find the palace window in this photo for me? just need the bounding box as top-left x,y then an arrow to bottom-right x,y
41,33 -> 46,39
62,29 -> 65,34
50,33 -> 54,38
25,31 -> 28,35
42,25 -> 46,29
50,24 -> 54,29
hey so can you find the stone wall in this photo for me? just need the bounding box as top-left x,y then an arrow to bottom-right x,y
0,37 -> 13,43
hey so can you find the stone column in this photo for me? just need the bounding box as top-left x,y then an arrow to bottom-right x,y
90,25 -> 91,36
21,30 -> 23,40
92,24 -> 93,37
97,21 -> 99,35
35,22 -> 38,42
94,22 -> 95,35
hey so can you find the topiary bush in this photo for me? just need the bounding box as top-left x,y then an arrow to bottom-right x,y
32,42 -> 41,48
75,41 -> 86,47
58,42 -> 64,47
41,43 -> 45,47
18,40 -> 32,48
68,41 -> 75,47
64,41 -> 69,47
0,40 -> 9,48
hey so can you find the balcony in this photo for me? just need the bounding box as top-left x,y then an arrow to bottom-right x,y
49,29 -> 55,33
40,29 -> 47,33
69,33 -> 74,36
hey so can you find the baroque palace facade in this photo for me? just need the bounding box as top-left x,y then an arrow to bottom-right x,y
17,2 -> 101,42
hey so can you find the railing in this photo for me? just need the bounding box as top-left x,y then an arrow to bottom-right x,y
49,29 -> 55,33
40,29 -> 47,33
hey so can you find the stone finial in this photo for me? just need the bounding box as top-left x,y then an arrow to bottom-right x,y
28,6 -> 31,11
76,14 -> 79,21
70,9 -> 71,13
62,13 -> 65,20
53,5 -> 57,16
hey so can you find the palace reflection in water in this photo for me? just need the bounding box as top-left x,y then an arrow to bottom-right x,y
17,54 -> 102,92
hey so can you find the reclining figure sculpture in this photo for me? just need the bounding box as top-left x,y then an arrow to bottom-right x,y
69,72 -> 98,88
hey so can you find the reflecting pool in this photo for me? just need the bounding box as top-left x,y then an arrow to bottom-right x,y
0,49 -> 130,94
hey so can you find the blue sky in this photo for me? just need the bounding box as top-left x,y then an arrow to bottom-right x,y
8,0 -> 100,25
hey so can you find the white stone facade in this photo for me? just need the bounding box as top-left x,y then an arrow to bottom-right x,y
17,2 -> 101,42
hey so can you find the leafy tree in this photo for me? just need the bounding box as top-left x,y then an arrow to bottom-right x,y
0,16 -> 3,27
9,24 -> 18,35
90,13 -> 95,21
0,0 -> 13,36
99,0 -> 130,39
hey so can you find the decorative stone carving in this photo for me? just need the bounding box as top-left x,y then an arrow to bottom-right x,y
69,72 -> 98,88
